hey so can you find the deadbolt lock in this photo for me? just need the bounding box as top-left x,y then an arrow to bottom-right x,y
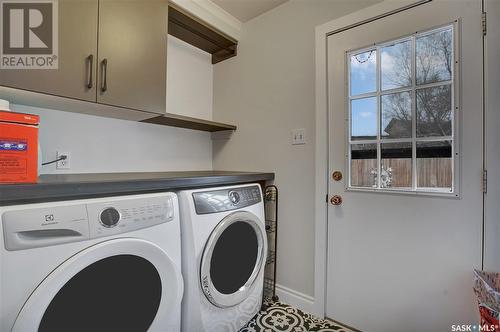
332,171 -> 343,181
330,195 -> 343,206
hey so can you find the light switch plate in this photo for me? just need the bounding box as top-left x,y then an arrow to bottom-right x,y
291,128 -> 306,145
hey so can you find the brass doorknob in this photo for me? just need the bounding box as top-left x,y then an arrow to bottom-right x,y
330,195 -> 342,206
332,171 -> 343,181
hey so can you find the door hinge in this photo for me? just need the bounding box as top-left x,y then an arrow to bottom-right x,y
483,169 -> 488,193
482,12 -> 487,36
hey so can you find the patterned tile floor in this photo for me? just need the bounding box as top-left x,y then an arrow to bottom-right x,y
240,300 -> 355,332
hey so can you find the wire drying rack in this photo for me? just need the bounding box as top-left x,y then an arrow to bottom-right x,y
262,185 -> 279,309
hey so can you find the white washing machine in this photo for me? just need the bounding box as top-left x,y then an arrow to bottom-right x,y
178,184 -> 267,332
0,192 -> 183,332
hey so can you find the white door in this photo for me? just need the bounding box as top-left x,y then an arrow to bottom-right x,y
326,1 -> 483,331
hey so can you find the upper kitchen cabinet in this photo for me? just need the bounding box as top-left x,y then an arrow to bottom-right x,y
97,0 -> 168,114
0,0 -> 98,102
0,0 -> 236,131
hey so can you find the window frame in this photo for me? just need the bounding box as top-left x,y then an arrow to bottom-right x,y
345,21 -> 461,197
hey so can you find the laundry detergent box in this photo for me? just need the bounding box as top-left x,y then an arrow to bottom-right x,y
0,110 -> 39,183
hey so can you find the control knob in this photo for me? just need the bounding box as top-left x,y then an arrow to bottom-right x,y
100,207 -> 121,227
229,191 -> 240,205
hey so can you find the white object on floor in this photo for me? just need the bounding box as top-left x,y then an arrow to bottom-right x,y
0,193 -> 183,332
178,184 -> 267,332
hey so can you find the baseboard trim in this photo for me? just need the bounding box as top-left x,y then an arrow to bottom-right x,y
275,284 -> 315,314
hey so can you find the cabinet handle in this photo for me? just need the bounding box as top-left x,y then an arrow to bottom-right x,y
86,54 -> 93,89
101,58 -> 108,92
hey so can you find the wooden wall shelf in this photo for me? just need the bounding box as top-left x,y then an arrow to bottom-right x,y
168,4 -> 238,64
141,113 -> 237,132
0,86 -> 237,132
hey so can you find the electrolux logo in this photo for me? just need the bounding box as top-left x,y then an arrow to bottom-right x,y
0,0 -> 58,69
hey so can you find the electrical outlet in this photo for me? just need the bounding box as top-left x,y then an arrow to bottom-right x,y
56,151 -> 70,169
291,128 -> 306,145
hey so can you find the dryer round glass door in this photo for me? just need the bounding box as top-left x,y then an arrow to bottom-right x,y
200,211 -> 267,308
39,255 -> 160,332
12,238 -> 183,332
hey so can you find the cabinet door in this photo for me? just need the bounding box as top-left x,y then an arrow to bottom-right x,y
97,0 -> 167,114
0,0 -> 98,102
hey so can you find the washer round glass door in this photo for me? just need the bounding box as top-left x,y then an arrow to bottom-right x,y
12,238 -> 183,332
200,211 -> 267,308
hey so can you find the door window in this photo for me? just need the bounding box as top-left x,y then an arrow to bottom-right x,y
347,24 -> 456,194
38,255 -> 162,332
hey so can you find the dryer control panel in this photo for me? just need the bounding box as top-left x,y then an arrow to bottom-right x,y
2,194 -> 175,251
192,185 -> 261,215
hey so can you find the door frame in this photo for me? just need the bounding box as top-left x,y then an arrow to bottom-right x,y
312,0 -> 480,318
483,0 -> 500,272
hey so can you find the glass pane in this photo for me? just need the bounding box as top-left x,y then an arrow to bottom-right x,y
381,142 -> 412,189
350,49 -> 377,96
210,221 -> 258,295
416,27 -> 453,85
381,92 -> 412,139
416,85 -> 452,137
39,255 -> 161,332
351,97 -> 377,141
416,140 -> 452,190
351,143 -> 377,188
381,40 -> 412,90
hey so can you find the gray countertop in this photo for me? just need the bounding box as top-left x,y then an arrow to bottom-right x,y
0,171 -> 275,206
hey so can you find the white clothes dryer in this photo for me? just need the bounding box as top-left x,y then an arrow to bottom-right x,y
178,184 -> 267,332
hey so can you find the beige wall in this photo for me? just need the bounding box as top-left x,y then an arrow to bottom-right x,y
17,103 -> 212,175
213,0 -> 381,297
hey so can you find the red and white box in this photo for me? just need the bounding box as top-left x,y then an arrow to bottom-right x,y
0,110 -> 39,183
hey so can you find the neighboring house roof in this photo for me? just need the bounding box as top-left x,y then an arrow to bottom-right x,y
351,119 -> 452,159
383,118 -> 451,138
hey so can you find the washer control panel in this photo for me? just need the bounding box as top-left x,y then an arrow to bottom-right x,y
87,195 -> 175,239
193,185 -> 261,215
1,194 -> 176,251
